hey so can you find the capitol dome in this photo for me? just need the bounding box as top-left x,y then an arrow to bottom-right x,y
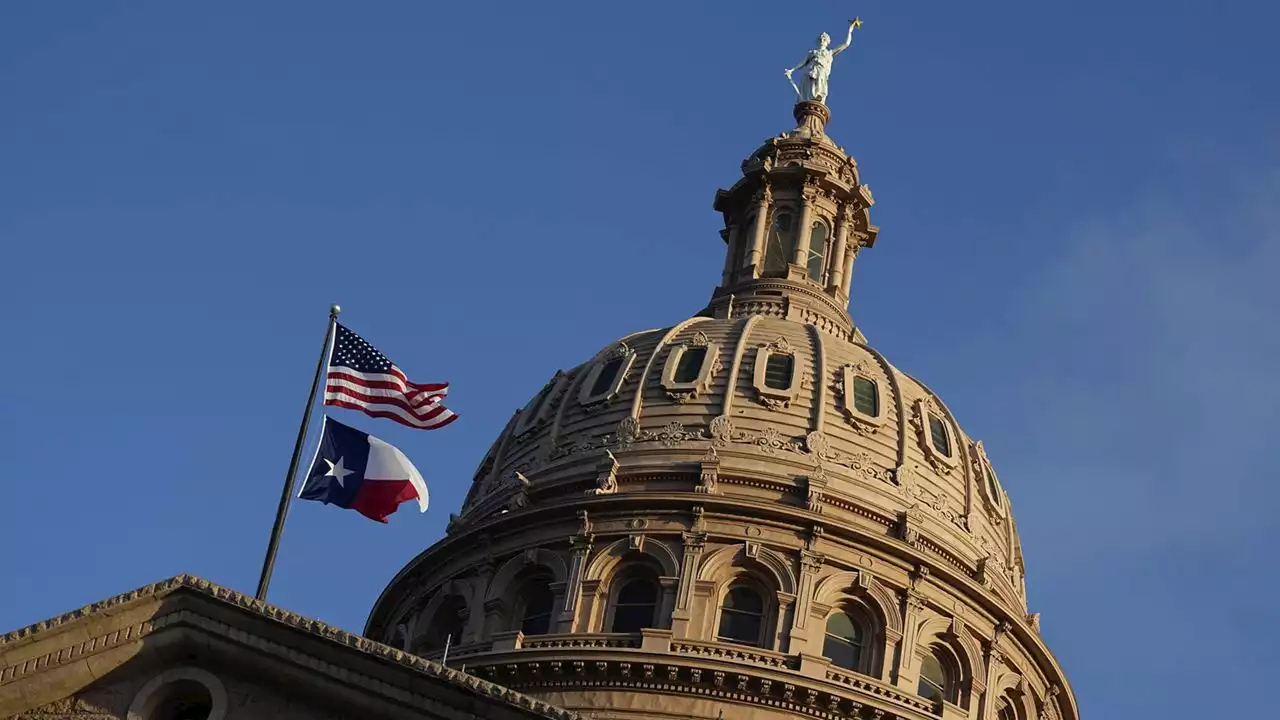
365,102 -> 1077,720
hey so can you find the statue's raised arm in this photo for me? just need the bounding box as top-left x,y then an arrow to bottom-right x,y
831,17 -> 862,56
783,18 -> 863,105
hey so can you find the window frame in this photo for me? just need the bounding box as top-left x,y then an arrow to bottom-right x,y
514,371 -> 567,437
762,207 -> 798,274
604,572 -> 662,634
821,607 -> 868,673
578,344 -> 637,410
661,333 -> 721,403
916,399 -> 960,470
839,363 -> 888,430
515,580 -> 557,637
806,217 -> 832,282
973,441 -> 1008,517
714,578 -> 775,649
752,339 -> 800,409
916,645 -> 960,710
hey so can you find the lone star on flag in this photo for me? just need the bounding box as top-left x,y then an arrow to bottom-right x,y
323,457 -> 354,487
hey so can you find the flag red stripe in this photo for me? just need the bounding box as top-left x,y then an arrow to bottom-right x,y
325,398 -> 459,430
326,368 -> 449,396
325,376 -> 445,407
325,385 -> 450,421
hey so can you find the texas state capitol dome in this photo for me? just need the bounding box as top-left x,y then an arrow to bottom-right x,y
364,101 -> 1078,720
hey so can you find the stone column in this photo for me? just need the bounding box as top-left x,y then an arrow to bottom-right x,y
788,549 -> 825,654
793,187 -> 817,270
671,529 -> 707,638
746,184 -> 771,277
829,206 -> 851,292
840,233 -> 862,297
561,510 -> 594,632
719,225 -> 737,286
896,589 -> 927,690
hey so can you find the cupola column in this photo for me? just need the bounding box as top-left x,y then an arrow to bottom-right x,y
719,226 -> 737,286
746,184 -> 772,278
792,185 -> 817,272
840,233 -> 861,297
829,206 -> 851,292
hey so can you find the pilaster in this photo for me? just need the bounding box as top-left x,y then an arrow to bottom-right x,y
747,184 -> 771,278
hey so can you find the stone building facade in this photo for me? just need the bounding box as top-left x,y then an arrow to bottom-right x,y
363,102 -> 1079,720
0,102 -> 1078,720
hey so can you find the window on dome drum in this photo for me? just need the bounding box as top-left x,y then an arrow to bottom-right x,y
717,584 -> 766,647
610,578 -> 659,633
763,211 -> 796,272
917,650 -> 952,710
852,376 -> 879,417
590,357 -> 625,398
673,346 -> 708,384
764,353 -> 795,391
519,583 -> 555,636
419,595 -> 466,652
928,415 -> 952,457
822,611 -> 864,671
997,701 -> 1017,720
807,220 -> 829,281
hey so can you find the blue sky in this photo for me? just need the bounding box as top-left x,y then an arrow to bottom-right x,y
1,2 -> 1276,717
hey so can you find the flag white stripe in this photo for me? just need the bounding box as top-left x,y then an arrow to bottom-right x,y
367,434 -> 429,512
325,377 -> 447,408
325,392 -> 457,428
326,367 -> 450,396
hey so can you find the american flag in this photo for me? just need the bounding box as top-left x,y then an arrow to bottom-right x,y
324,323 -> 458,430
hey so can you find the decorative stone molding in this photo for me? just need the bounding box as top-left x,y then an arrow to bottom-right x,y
578,343 -> 636,412
587,451 -> 620,496
661,331 -> 723,403
833,360 -> 889,434
127,666 -> 228,720
752,337 -> 801,410
911,397 -> 960,473
696,455 -> 720,494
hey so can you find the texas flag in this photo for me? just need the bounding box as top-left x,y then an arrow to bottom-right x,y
298,416 -> 429,523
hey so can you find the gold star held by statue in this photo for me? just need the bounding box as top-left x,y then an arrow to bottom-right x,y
850,17 -> 864,30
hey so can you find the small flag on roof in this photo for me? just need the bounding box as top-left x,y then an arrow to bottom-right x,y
298,416 -> 429,523
324,323 -> 458,430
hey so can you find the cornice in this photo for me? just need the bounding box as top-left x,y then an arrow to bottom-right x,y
0,575 -> 581,720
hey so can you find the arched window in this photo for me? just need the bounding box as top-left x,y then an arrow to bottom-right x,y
822,610 -> 864,671
150,679 -> 213,720
763,211 -> 796,272
997,699 -> 1018,720
806,220 -> 830,281
717,584 -> 767,647
519,583 -> 556,636
413,595 -> 466,654
917,647 -> 957,709
610,578 -> 659,632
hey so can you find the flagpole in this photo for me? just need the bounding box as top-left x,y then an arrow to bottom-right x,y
255,304 -> 341,602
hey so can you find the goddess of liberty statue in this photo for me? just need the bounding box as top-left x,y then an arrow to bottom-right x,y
784,18 -> 862,105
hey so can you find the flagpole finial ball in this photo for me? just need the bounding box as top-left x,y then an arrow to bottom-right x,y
330,304 -> 342,317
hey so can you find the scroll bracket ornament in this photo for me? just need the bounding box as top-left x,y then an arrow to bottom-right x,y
588,450 -> 620,496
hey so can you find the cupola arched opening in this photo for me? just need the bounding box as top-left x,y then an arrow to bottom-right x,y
806,218 -> 830,281
917,643 -> 962,712
763,210 -> 797,273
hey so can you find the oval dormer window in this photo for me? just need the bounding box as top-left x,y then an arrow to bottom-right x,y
673,346 -> 707,384
852,376 -> 878,417
764,353 -> 795,390
928,415 -> 952,457
590,357 -> 624,397
578,344 -> 637,409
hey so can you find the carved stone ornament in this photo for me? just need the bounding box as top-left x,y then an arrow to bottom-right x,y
766,336 -> 793,354
615,418 -> 708,449
587,450 -> 620,496
696,456 -> 720,495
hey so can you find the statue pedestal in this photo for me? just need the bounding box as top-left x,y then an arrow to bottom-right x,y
793,101 -> 831,135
